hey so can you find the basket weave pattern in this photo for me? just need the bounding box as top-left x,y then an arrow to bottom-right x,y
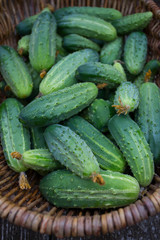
0,0 -> 160,238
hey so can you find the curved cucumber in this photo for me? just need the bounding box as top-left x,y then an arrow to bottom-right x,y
0,46 -> 33,99
19,82 -> 98,127
66,116 -> 126,172
39,49 -> 99,95
39,169 -> 140,209
108,115 -> 154,187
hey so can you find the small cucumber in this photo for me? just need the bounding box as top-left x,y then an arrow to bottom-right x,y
31,127 -> 47,149
0,46 -> 33,99
112,12 -> 153,35
19,82 -> 98,127
100,37 -> 123,64
66,116 -> 126,172
63,34 -> 100,52
39,49 -> 99,95
113,62 -> 127,81
108,115 -> 154,187
57,14 -> 117,42
39,169 -> 140,209
17,35 -> 30,56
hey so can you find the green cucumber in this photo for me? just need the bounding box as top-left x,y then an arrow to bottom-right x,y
44,124 -> 103,184
112,12 -> 153,35
100,37 -> 123,64
29,11 -> 56,74
0,46 -> 33,99
66,116 -> 126,172
31,127 -> 47,149
63,34 -> 100,52
19,82 -> 98,127
108,115 -> 154,187
39,49 -> 99,95
0,98 -> 30,172
56,34 -> 68,56
76,62 -> 126,87
113,62 -> 127,81
39,169 -> 140,209
54,7 -> 122,21
136,82 -> 160,164
17,35 -> 30,56
124,32 -> 148,75
57,14 -> 117,42
113,82 -> 139,115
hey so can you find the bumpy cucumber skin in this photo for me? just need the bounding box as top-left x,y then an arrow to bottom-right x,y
21,149 -> 62,172
136,83 -> 160,164
112,12 -> 153,35
39,169 -> 140,209
57,14 -> 117,42
54,7 -> 122,21
108,115 -> 154,187
19,82 -> 98,127
0,98 -> 31,172
0,46 -> 33,99
63,34 -> 100,52
81,99 -> 113,132
124,32 -> 148,75
29,11 -> 56,73
113,62 -> 127,81
40,49 -> 99,95
114,82 -> 139,113
76,62 -> 126,87
17,35 -> 30,55
31,127 -> 47,149
100,37 -> 123,64
44,124 -> 100,179
66,116 -> 126,172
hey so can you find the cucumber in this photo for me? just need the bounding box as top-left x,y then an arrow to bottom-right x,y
19,82 -> 98,127
39,49 -> 99,95
113,62 -> 127,81
63,34 -> 100,52
31,127 -> 47,149
113,82 -> 139,115
112,12 -> 153,35
56,34 -> 68,56
0,46 -> 33,99
17,35 -> 30,56
81,99 -> 114,132
100,37 -> 123,64
39,169 -> 140,209
76,62 -> 126,87
136,82 -> 160,164
29,11 -> 56,74
66,116 -> 126,172
44,124 -> 104,184
124,32 -> 148,75
0,98 -> 30,172
108,115 -> 154,187
57,14 -> 117,42
54,7 -> 122,22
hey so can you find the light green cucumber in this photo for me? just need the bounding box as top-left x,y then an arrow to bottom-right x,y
17,35 -> 30,55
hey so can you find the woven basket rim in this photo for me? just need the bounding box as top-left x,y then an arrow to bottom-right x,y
0,0 -> 160,238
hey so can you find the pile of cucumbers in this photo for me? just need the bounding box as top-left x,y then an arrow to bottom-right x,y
0,5 -> 160,209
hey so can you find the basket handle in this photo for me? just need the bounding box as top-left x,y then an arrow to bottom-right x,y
142,0 -> 160,19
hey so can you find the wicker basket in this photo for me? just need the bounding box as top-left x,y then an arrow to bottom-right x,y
0,0 -> 160,238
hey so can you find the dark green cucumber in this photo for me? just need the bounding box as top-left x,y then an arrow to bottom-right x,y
124,32 -> 148,75
0,98 -> 30,172
39,169 -> 140,209
112,12 -> 153,35
31,127 -> 47,149
81,99 -> 114,132
63,34 -> 100,52
56,34 -> 68,56
29,11 -> 56,73
19,82 -> 98,127
100,37 -> 123,64
66,116 -> 126,172
44,125 -> 101,182
0,46 -> 33,99
39,49 -> 99,95
57,14 -> 117,42
113,82 -> 139,115
17,35 -> 30,55
136,83 -> 160,164
54,7 -> 122,21
108,115 -> 154,187
76,62 -> 126,87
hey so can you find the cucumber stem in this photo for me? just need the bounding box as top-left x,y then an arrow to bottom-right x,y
46,4 -> 54,12
11,151 -> 22,160
18,48 -> 23,56
112,96 -> 130,115
144,69 -> 152,82
97,83 -> 107,89
91,172 -> 105,185
40,70 -> 47,79
19,172 -> 31,190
